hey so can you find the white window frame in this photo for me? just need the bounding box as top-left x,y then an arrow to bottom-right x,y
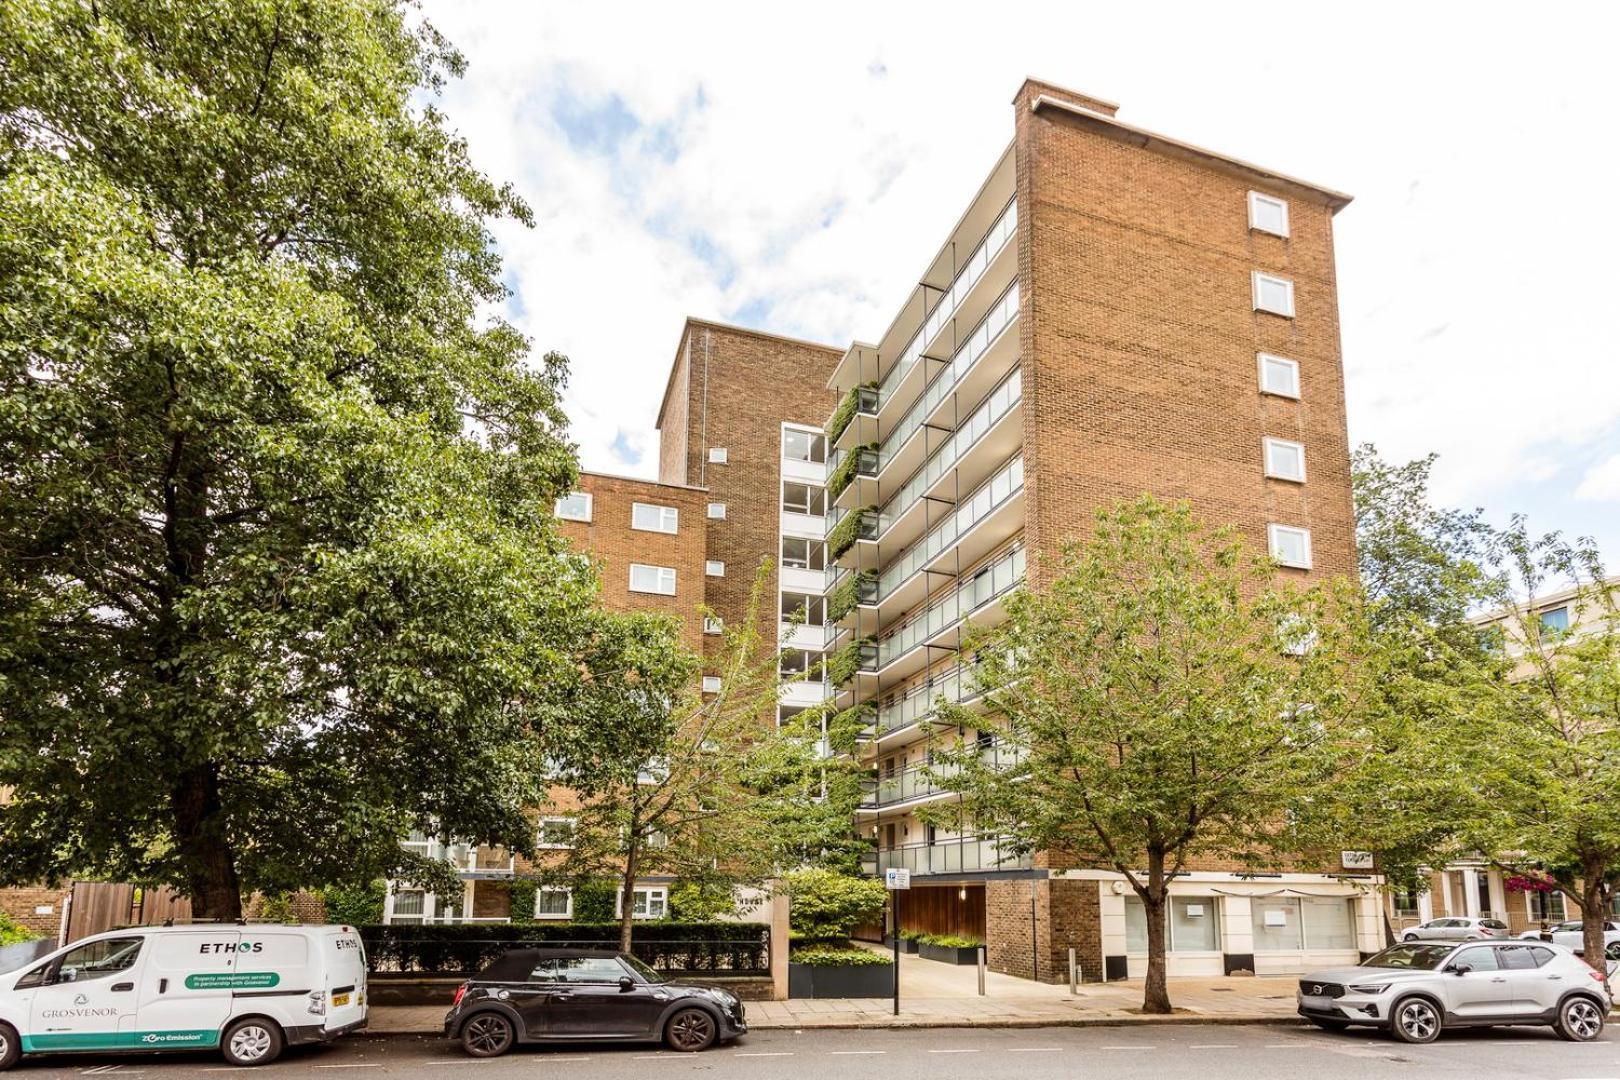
1248,191 -> 1290,237
631,502 -> 679,534
1268,524 -> 1313,570
782,426 -> 827,464
1252,272 -> 1296,318
707,502 -> 726,519
702,675 -> 722,694
536,817 -> 575,850
1263,437 -> 1307,483
616,886 -> 670,920
706,560 -> 725,577
533,887 -> 572,920
707,447 -> 728,464
554,492 -> 593,523
629,564 -> 677,595
702,616 -> 723,635
1257,353 -> 1301,399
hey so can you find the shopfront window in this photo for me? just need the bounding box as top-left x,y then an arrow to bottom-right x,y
1251,898 -> 1304,951
1251,896 -> 1355,951
1124,897 -> 1221,953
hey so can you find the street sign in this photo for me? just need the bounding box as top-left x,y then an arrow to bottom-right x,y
885,868 -> 911,890
1340,850 -> 1375,870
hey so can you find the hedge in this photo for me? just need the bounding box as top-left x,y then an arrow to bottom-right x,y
361,922 -> 770,977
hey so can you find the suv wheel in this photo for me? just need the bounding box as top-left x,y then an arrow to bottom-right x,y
0,1022 -> 20,1071
1390,997 -> 1442,1044
221,1018 -> 284,1067
665,1007 -> 717,1052
1555,996 -> 1606,1042
1606,941 -> 1620,962
461,1013 -> 515,1058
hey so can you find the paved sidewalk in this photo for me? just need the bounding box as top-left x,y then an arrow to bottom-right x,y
369,966 -> 1302,1033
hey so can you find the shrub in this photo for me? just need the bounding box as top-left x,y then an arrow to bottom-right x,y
827,443 -> 877,501
0,909 -> 39,946
917,933 -> 982,949
509,880 -> 537,923
570,880 -> 618,923
319,881 -> 386,927
670,880 -> 733,922
827,506 -> 876,560
785,868 -> 886,942
898,928 -> 922,942
258,892 -> 299,923
791,945 -> 889,967
360,922 -> 770,976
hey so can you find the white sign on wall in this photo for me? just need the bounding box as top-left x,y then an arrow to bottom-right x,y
1341,850 -> 1375,870
1185,904 -> 1205,918
1264,908 -> 1288,927
885,868 -> 912,890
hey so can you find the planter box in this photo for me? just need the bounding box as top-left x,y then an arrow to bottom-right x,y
883,935 -> 919,954
788,962 -> 895,998
918,942 -> 981,965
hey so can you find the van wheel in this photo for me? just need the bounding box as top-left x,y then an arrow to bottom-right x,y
0,1022 -> 20,1071
1555,996 -> 1606,1042
221,1017 -> 284,1066
1390,997 -> 1442,1044
461,1013 -> 515,1058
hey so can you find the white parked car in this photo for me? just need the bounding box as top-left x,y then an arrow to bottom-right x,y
1400,916 -> 1510,941
0,924 -> 368,1070
1297,940 -> 1611,1044
1518,919 -> 1620,960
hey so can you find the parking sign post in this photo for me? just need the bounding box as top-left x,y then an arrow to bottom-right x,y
884,868 -> 910,1016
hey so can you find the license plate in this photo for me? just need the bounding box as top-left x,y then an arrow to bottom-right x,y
332,993 -> 350,1007
1301,994 -> 1330,1007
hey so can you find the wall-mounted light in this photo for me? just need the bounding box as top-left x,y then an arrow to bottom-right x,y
958,887 -> 968,901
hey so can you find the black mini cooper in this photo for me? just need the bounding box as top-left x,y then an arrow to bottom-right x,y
443,948 -> 747,1056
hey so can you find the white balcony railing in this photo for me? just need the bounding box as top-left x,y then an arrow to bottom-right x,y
875,835 -> 1032,875
876,455 -> 1024,604
869,546 -> 1025,671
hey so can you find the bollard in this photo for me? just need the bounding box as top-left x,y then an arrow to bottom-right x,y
1068,946 -> 1077,994
977,946 -> 986,995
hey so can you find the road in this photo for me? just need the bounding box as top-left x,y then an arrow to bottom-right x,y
8,1023 -> 1620,1078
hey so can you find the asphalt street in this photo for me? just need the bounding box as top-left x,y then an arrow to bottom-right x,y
7,1023 -> 1620,1079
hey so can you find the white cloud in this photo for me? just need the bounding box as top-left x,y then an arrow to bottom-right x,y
422,0 -> 1620,556
1575,455 -> 1620,503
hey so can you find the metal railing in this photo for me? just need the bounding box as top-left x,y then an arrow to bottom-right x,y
861,742 -> 1027,808
874,836 -> 1032,874
866,546 -> 1025,672
875,455 -> 1024,604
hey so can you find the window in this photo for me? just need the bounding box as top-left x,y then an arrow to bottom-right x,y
536,817 -> 575,849
782,537 -> 827,571
554,492 -> 593,522
1300,896 -> 1356,949
1124,898 -> 1222,953
1453,945 -> 1498,972
1248,191 -> 1289,237
617,887 -> 669,919
45,937 -> 144,984
1528,888 -> 1567,922
631,502 -> 678,534
703,616 -> 723,635
1263,437 -> 1307,482
706,560 -> 725,577
1268,524 -> 1312,569
1258,353 -> 1301,399
781,592 -> 826,625
780,649 -> 821,678
1540,606 -> 1570,635
702,675 -> 722,693
1252,272 -> 1296,317
783,428 -> 827,463
1251,898 -> 1304,951
707,447 -> 728,464
534,888 -> 572,919
629,564 -> 677,595
707,502 -> 726,519
782,482 -> 827,516
548,955 -> 634,982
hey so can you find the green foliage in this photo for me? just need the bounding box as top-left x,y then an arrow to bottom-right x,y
826,700 -> 875,755
319,881 -> 386,928
0,0 -> 600,919
828,570 -> 877,624
569,881 -> 618,924
257,892 -> 298,924
916,933 -> 981,949
825,636 -> 874,688
824,382 -> 877,446
790,944 -> 889,967
670,880 -> 734,922
785,868 -> 887,941
827,443 -> 877,501
0,908 -> 40,945
508,880 -> 537,923
828,507 -> 876,560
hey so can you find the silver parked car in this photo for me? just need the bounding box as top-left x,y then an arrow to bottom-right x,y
1297,940 -> 1611,1044
1401,916 -> 1509,941
1517,919 -> 1620,961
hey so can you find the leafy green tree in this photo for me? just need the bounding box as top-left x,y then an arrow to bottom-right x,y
319,881 -> 387,927
0,1 -> 593,918
0,909 -> 40,946
930,496 -> 1376,1013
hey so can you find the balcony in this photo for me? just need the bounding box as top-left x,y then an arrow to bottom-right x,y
863,661 -> 983,750
858,741 -> 1027,812
827,443 -> 879,501
826,382 -> 879,446
780,565 -> 832,595
874,835 -> 1033,875
779,677 -> 832,709
779,621 -> 835,651
402,837 -> 516,879
856,545 -> 1026,687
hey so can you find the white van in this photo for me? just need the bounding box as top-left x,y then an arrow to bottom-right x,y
0,924 -> 368,1069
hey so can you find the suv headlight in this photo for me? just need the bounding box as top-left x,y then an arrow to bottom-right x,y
1348,983 -> 1391,995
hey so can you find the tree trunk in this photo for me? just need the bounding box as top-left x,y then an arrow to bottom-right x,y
618,837 -> 640,953
1140,848 -> 1172,1014
1580,855 -> 1611,977
170,761 -> 242,921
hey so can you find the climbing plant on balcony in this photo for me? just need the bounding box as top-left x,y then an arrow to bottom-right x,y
826,700 -> 876,754
828,506 -> 877,560
826,442 -> 878,501
827,569 -> 878,623
825,381 -> 878,446
825,635 -> 875,687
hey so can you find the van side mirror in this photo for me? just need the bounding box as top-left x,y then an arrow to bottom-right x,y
618,976 -> 636,992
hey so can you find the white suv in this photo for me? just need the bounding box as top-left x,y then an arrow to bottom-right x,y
1297,940 -> 1611,1044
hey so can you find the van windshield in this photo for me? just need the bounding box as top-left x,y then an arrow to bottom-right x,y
1362,943 -> 1455,970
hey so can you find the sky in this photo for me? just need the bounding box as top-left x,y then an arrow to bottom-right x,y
423,1 -> 1620,560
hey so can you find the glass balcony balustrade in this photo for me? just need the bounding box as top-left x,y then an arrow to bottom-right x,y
865,545 -> 1025,672
875,455 -> 1024,604
861,741 -> 1027,808
874,835 -> 1032,874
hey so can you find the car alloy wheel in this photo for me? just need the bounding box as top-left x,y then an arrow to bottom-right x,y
1392,998 -> 1441,1044
0,1022 -> 18,1070
1606,941 -> 1620,961
1402,933 -> 1418,942
222,1018 -> 283,1066
462,1013 -> 515,1058
666,1007 -> 717,1052
1557,997 -> 1605,1042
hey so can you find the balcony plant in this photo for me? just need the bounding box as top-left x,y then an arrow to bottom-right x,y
826,699 -> 876,754
827,569 -> 878,624
825,635 -> 875,688
828,506 -> 878,560
825,381 -> 878,446
827,443 -> 878,501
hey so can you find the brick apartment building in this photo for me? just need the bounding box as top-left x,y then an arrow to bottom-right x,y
388,77 -> 1387,980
